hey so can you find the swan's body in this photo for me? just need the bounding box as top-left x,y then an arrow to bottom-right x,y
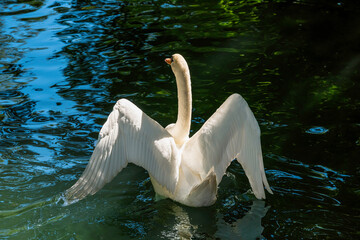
65,54 -> 272,207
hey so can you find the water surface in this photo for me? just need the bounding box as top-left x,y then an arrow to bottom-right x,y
1,0 -> 359,239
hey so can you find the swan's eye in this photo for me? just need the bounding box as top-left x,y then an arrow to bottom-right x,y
171,56 -> 174,63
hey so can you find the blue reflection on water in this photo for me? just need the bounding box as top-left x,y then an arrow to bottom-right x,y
306,126 -> 329,135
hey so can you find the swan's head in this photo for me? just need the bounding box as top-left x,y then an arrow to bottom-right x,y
165,54 -> 189,76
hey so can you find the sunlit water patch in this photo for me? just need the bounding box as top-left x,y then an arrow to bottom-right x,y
306,126 -> 329,135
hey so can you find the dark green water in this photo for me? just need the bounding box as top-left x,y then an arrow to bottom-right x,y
1,0 -> 359,239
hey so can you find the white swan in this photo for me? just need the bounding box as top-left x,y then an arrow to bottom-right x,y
64,54 -> 273,207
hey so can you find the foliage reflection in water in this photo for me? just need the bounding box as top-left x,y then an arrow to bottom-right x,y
0,0 -> 359,239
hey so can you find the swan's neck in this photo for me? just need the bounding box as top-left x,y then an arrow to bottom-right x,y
172,68 -> 192,146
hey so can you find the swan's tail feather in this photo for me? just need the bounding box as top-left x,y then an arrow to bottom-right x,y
186,168 -> 217,207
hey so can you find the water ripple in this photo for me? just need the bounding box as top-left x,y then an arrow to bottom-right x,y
0,3 -> 39,16
306,126 -> 329,135
266,153 -> 349,207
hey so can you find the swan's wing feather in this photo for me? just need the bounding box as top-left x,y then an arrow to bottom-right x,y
183,93 -> 272,199
65,99 -> 179,203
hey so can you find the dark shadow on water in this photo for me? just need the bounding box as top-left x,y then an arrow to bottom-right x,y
100,195 -> 270,240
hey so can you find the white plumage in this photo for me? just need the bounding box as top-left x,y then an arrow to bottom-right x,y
64,54 -> 273,207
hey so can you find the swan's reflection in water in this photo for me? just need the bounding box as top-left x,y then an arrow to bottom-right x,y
216,201 -> 270,240
161,200 -> 270,239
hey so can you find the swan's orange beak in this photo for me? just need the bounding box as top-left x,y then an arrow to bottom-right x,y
165,58 -> 172,65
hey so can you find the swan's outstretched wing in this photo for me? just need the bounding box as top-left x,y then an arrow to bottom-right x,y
182,93 -> 272,199
65,99 -> 180,203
